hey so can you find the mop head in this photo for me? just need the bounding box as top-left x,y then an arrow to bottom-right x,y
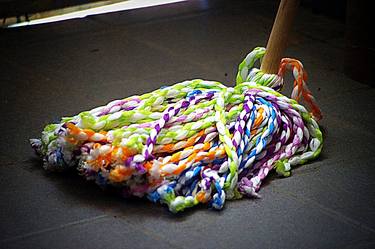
31,47 -> 323,212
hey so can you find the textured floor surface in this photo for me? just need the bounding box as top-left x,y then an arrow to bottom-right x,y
1,1 -> 375,248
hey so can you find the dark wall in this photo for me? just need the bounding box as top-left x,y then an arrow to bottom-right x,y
0,0 -> 99,17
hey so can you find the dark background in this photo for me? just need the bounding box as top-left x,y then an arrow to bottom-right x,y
1,1 -> 374,248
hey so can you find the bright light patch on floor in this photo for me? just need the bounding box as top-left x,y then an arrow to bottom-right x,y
8,0 -> 187,28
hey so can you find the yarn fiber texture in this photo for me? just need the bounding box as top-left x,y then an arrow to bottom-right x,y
31,47 -> 323,213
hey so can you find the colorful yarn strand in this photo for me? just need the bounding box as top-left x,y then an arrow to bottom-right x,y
30,47 -> 323,213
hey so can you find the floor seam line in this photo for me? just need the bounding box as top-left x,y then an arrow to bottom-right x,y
0,214 -> 108,244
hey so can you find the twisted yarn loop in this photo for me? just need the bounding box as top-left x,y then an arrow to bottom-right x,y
31,47 -> 323,212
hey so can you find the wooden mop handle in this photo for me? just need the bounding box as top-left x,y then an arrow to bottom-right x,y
260,0 -> 300,74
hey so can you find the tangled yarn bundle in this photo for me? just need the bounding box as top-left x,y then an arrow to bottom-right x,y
31,47 -> 323,212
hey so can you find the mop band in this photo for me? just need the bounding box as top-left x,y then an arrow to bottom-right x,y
30,47 -> 323,213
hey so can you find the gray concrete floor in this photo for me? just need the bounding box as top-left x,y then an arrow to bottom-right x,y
1,1 -> 375,248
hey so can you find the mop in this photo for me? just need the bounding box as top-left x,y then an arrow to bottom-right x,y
30,0 -> 323,212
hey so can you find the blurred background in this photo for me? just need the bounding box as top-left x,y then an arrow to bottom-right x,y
1,0 -> 373,85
